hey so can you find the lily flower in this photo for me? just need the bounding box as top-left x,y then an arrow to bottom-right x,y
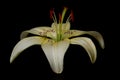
10,7 -> 104,74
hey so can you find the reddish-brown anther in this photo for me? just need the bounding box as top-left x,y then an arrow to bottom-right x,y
50,8 -> 54,20
70,10 -> 74,22
59,13 -> 62,23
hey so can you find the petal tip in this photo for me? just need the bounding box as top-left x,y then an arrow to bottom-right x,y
52,68 -> 63,74
102,42 -> 105,49
10,59 -> 13,63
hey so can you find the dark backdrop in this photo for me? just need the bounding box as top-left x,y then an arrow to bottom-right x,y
1,0 -> 118,79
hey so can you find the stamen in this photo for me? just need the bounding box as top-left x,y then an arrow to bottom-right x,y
70,10 -> 74,22
53,10 -> 57,23
66,15 -> 70,22
59,13 -> 62,23
50,8 -> 54,20
50,8 -> 57,23
66,10 -> 74,22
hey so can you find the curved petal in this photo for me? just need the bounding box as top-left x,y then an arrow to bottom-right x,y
86,31 -> 105,49
10,36 -> 44,63
20,27 -> 56,40
41,39 -> 70,74
65,30 -> 104,49
70,37 -> 97,63
51,22 -> 70,32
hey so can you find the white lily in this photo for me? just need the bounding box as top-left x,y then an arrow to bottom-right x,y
10,7 -> 104,74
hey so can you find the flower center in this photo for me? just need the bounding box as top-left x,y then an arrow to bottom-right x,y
50,7 -> 74,41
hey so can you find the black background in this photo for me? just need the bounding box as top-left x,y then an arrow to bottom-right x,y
1,0 -> 118,79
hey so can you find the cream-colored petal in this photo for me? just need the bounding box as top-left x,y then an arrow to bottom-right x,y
20,27 -> 56,40
63,30 -> 85,39
86,31 -> 105,49
64,30 -> 104,49
70,37 -> 97,63
41,39 -> 70,74
51,22 -> 70,32
10,36 -> 44,63
62,22 -> 70,31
